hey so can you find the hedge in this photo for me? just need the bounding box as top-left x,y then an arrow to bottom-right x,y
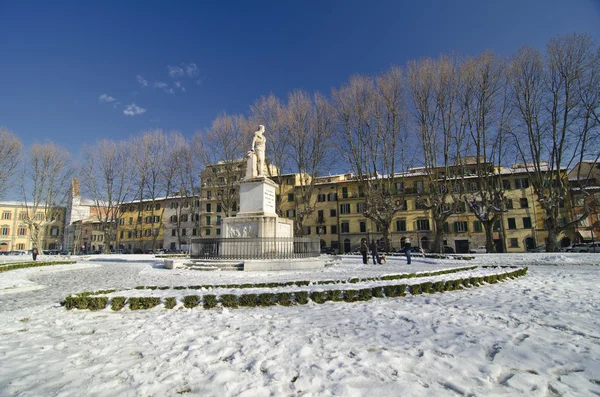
0,261 -> 77,273
63,267 -> 528,311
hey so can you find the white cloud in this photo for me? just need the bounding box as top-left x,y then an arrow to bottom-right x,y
99,94 -> 116,103
124,103 -> 146,116
154,81 -> 168,89
168,62 -> 198,78
137,75 -> 149,87
175,81 -> 185,92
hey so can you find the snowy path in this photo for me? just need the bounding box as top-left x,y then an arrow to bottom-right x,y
0,254 -> 599,396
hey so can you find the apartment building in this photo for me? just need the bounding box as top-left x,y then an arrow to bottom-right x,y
0,202 -> 65,252
117,199 -> 166,252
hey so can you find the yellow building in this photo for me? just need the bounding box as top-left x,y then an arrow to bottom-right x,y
0,202 -> 65,252
117,199 -> 166,252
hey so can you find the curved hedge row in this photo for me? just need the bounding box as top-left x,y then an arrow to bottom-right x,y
63,267 -> 527,311
0,261 -> 77,273
132,265 -> 480,291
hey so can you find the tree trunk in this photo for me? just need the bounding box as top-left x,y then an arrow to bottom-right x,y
484,221 -> 495,253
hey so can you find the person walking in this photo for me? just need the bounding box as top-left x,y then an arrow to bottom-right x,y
360,238 -> 368,264
32,247 -> 38,261
370,239 -> 379,265
404,238 -> 412,265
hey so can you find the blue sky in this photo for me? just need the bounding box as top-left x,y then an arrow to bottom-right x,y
1,0 -> 600,159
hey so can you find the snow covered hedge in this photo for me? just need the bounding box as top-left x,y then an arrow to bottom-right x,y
0,261 -> 77,273
63,267 -> 527,311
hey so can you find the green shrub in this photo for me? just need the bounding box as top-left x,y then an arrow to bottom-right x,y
220,294 -> 239,308
164,297 -> 177,309
295,291 -> 309,305
358,288 -> 372,301
397,284 -> 407,296
202,294 -> 217,309
444,280 -> 455,291
371,287 -> 384,298
327,290 -> 342,301
258,293 -> 275,306
349,278 -> 360,284
433,281 -> 445,293
239,294 -> 257,307
174,286 -> 186,290
111,297 -> 126,311
343,290 -> 358,302
129,297 -> 160,310
410,284 -> 422,295
134,286 -> 145,290
158,286 -> 170,290
421,282 -> 433,294
276,292 -> 293,306
183,295 -> 200,308
383,285 -> 398,297
310,291 -> 327,304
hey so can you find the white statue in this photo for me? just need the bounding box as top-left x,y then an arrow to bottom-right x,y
246,125 -> 266,179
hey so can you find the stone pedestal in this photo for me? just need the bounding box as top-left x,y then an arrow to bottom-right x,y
221,177 -> 293,256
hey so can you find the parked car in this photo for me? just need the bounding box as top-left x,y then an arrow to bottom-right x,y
401,246 -> 424,254
469,246 -> 487,254
155,248 -> 167,254
320,246 -> 335,255
566,243 -> 589,253
143,249 -> 154,254
587,242 -> 600,253
442,246 -> 455,254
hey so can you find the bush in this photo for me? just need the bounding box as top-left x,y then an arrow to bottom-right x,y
183,295 -> 200,308
371,287 -> 384,298
111,297 -> 126,311
432,281 -> 445,293
327,290 -> 342,301
220,294 -> 239,308
202,294 -> 218,309
239,294 -> 258,307
343,290 -> 358,302
295,291 -> 309,305
164,297 -> 177,309
410,284 -> 422,295
421,282 -> 433,294
129,297 -> 160,310
310,291 -> 327,304
276,292 -> 293,306
358,288 -> 372,301
258,293 -> 275,306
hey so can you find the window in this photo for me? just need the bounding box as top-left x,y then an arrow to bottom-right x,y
286,209 -> 296,218
303,226 -> 311,235
216,229 -> 221,236
144,229 -> 152,237
455,202 -> 466,213
36,213 -> 44,221
523,217 -> 532,229
181,228 -> 187,236
356,203 -> 365,214
506,199 -> 513,210
502,179 -> 511,190
327,193 -> 337,201
170,215 -> 178,222
2,212 -> 10,220
342,187 -> 348,199
508,218 -> 516,230
330,225 -> 338,234
155,203 -> 161,210
288,193 -> 294,202
359,221 -> 366,233
317,226 -> 326,235
510,238 -> 519,248
206,216 -> 211,226
515,178 -> 529,189
416,180 -> 424,194
416,219 -> 430,231
183,201 -> 189,208
520,198 -> 529,208
443,222 -> 449,233
19,212 -> 26,220
494,220 -> 501,231
317,194 -> 326,202
181,214 -> 188,222
468,182 -> 478,192
206,203 -> 212,212
1,227 -> 9,236
192,228 -> 197,236
330,209 -> 337,217
317,210 -> 324,223
473,221 -> 482,233
217,204 -> 222,213
128,231 -> 133,239
340,204 -> 351,214
120,230 -> 124,239
171,229 -> 176,236
50,226 -> 59,236
16,243 -> 24,250
341,221 -> 350,233
395,181 -> 405,193
415,200 -> 428,210
397,200 -> 407,211
218,177 -> 225,183
205,229 -> 211,236
18,227 -> 27,236
396,219 -> 406,232
207,191 -> 212,200
454,221 -> 468,233
216,216 -> 221,225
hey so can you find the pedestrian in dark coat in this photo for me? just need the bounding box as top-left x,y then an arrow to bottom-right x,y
370,239 -> 379,265
32,247 -> 38,261
404,238 -> 412,265
360,238 -> 368,264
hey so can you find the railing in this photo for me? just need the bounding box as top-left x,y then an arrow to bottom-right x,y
190,237 -> 321,260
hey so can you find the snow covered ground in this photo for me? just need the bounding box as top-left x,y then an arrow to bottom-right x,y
0,253 -> 599,396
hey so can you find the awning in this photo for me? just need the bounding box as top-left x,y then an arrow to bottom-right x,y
577,230 -> 596,241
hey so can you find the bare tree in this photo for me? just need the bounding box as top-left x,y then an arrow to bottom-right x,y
0,127 -> 23,199
283,90 -> 335,236
21,142 -> 73,249
195,113 -> 248,219
408,56 -> 463,253
80,139 -> 132,253
508,34 -> 599,251
460,52 -> 511,252
333,67 -> 409,251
